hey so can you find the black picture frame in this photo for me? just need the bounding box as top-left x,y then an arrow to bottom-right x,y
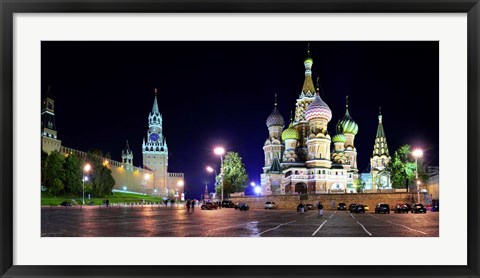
1,1 -> 479,277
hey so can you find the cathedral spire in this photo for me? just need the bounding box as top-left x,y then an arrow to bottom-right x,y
300,43 -> 315,98
376,106 -> 386,138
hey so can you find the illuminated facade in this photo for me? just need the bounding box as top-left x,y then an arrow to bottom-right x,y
41,89 -> 184,197
370,107 -> 392,190
261,50 -> 360,195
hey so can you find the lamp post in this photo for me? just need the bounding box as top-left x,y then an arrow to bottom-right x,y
214,147 -> 225,203
412,149 -> 423,203
82,163 -> 91,205
177,180 -> 184,202
206,166 -> 218,200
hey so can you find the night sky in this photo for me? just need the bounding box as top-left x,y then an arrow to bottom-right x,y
41,41 -> 439,199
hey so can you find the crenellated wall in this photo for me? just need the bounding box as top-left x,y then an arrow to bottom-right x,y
230,193 -> 414,210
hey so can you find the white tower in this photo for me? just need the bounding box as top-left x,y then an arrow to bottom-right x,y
142,89 -> 169,195
122,140 -> 134,171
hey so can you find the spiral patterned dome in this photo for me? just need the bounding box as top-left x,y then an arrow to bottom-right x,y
305,94 -> 332,122
282,122 -> 300,141
332,133 -> 347,143
266,106 -> 285,127
340,109 -> 358,135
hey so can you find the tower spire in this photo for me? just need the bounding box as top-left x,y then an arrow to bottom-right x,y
378,106 -> 383,123
346,95 -> 349,109
152,88 -> 160,114
307,42 -> 311,58
300,43 -> 315,97
274,93 -> 277,107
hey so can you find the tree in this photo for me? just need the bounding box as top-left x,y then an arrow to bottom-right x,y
63,153 -> 83,195
86,149 -> 116,197
44,150 -> 65,196
353,178 -> 364,193
375,173 -> 388,192
41,151 -> 49,191
390,144 -> 428,189
216,152 -> 249,197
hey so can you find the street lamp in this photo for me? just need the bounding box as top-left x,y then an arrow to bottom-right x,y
254,186 -> 261,196
142,173 -> 150,196
412,149 -> 423,203
214,147 -> 225,203
206,166 -> 218,196
82,163 -> 91,205
177,180 -> 184,201
250,182 -> 256,187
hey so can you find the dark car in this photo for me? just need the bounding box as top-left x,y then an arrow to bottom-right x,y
221,200 -> 235,208
201,202 -> 218,210
394,204 -> 410,213
375,203 -> 390,214
306,204 -> 315,211
297,203 -> 306,212
60,201 -> 72,207
411,203 -> 427,213
337,203 -> 347,210
235,202 -> 249,211
353,204 -> 365,213
349,204 -> 357,212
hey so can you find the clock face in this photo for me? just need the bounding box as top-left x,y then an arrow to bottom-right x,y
150,133 -> 159,142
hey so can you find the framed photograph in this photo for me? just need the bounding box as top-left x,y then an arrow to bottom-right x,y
1,0 -> 479,277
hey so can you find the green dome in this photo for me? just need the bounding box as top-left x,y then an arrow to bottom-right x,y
332,133 -> 347,143
339,97 -> 358,135
282,123 -> 300,141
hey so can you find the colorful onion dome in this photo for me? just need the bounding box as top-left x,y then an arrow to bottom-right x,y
266,95 -> 285,127
332,133 -> 347,143
282,122 -> 300,141
305,93 -> 332,122
339,96 -> 358,135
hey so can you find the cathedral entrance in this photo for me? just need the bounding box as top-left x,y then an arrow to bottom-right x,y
285,184 -> 292,194
294,183 -> 307,194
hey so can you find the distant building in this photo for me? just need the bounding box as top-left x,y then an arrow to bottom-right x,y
370,107 -> 392,190
41,89 -> 184,197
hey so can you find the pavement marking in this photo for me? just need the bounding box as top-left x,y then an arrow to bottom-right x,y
281,213 -> 300,218
258,220 -> 296,236
311,220 -> 328,236
210,221 -> 263,231
349,213 -> 356,220
387,221 -> 427,235
356,221 -> 373,236
329,211 -> 337,219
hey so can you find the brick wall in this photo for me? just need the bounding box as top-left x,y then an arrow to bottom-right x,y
230,193 -> 414,210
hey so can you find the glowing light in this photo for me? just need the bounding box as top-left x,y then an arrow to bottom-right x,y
177,180 -> 184,187
417,181 -> 421,185
144,174 -> 150,180
83,176 -> 89,182
250,182 -> 256,187
84,164 -> 91,172
254,187 -> 261,194
206,166 -> 214,173
123,186 -> 127,191
214,147 -> 225,156
412,149 -> 423,158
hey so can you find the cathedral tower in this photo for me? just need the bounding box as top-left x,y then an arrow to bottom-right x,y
304,88 -> 332,169
294,45 -> 317,156
371,107 -> 391,189
263,95 -> 285,172
142,89 -> 168,193
41,86 -> 62,154
339,96 -> 359,174
281,112 -> 300,165
122,140 -> 133,171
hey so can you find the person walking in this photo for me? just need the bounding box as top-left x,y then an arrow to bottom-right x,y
318,202 -> 324,216
191,200 -> 195,213
186,199 -> 191,213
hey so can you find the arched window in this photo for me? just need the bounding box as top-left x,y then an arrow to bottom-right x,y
295,170 -> 299,175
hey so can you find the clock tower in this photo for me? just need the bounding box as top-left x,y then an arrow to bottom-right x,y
142,89 -> 168,195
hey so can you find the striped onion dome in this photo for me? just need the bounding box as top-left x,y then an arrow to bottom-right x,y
305,93 -> 332,122
340,97 -> 358,135
282,122 -> 300,141
266,106 -> 285,127
332,133 -> 347,143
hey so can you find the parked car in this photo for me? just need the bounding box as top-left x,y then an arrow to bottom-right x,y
201,202 -> 218,210
60,201 -> 72,207
264,201 -> 277,209
353,204 -> 365,213
221,200 -> 235,208
306,204 -> 315,211
394,204 -> 410,213
337,203 -> 347,210
363,204 -> 370,211
349,203 -> 357,212
375,203 -> 390,214
411,203 -> 427,213
235,202 -> 249,211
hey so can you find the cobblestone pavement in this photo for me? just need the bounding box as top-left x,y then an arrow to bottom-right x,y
41,205 -> 439,237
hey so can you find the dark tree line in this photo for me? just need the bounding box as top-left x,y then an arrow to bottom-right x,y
41,150 -> 115,197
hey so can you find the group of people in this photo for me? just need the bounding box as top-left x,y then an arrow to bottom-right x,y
185,199 -> 196,213
297,202 -> 324,216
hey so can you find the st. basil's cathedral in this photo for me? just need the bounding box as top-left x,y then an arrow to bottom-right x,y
260,49 -> 391,195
